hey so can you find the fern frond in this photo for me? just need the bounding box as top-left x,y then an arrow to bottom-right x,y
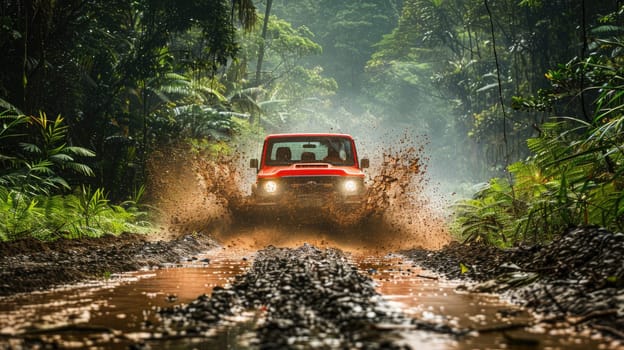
28,160 -> 54,175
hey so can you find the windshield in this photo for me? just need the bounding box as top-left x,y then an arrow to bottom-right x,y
265,136 -> 355,166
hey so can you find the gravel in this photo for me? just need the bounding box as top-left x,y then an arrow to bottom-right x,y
404,226 -> 624,339
155,244 -> 437,349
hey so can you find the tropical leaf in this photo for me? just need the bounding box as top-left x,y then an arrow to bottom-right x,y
64,163 -> 95,177
19,142 -> 42,155
63,146 -> 96,157
49,154 -> 74,163
459,262 -> 469,274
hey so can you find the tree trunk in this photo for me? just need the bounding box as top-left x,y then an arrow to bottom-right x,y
255,0 -> 272,86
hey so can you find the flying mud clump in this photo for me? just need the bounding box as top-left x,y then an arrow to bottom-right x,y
354,143 -> 450,249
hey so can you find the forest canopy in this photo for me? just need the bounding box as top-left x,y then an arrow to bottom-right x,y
2,0 -> 624,245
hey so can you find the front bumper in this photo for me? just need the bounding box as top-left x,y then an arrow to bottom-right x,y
251,176 -> 365,207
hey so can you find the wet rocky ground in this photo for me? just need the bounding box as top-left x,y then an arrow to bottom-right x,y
404,226 -> 624,340
0,233 -> 217,296
150,244 -> 461,349
1,225 -> 622,348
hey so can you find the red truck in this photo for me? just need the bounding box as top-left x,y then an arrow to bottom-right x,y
250,133 -> 369,208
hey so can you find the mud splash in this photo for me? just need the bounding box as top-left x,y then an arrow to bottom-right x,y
145,144 -> 241,239
146,138 -> 450,251
358,141 -> 450,250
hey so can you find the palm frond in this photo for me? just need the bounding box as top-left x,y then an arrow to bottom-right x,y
49,154 -> 74,163
63,146 -> 96,157
19,142 -> 42,155
64,163 -> 95,177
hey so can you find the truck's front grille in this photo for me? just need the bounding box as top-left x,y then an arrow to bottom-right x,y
282,176 -> 337,193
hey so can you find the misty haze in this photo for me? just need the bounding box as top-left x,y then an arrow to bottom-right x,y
0,1 -> 622,349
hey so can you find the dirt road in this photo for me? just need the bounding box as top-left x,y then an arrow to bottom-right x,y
0,225 -> 618,349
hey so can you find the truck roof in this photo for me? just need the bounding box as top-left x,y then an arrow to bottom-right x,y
264,133 -> 354,139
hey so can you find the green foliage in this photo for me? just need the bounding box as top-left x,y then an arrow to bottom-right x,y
271,0 -> 400,91
103,271 -> 112,281
0,112 -> 95,196
0,1 -> 268,241
453,179 -> 516,245
0,110 -> 149,241
172,105 -> 239,140
232,12 -> 339,132
455,114 -> 624,246
263,17 -> 322,60
0,0 -> 258,201
459,262 -> 470,274
454,22 -> 624,246
364,0 -> 624,182
0,188 -> 151,242
241,14 -> 330,94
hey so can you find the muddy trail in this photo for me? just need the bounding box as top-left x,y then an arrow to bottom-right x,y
0,211 -> 622,350
0,231 -> 617,350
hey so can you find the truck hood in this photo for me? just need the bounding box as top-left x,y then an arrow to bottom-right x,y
257,164 -> 365,178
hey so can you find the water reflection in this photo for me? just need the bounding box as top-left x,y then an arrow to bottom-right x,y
0,248 -> 249,349
354,253 -> 609,350
0,249 -> 616,349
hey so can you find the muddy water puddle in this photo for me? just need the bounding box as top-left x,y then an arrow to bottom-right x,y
0,248 -> 251,349
355,253 -> 610,350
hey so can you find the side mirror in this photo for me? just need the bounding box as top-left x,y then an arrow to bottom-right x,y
250,158 -> 258,169
360,158 -> 369,169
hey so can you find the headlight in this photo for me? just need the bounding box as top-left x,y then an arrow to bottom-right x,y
343,180 -> 358,193
264,180 -> 278,193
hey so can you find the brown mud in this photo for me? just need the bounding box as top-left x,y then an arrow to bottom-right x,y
140,142 -> 623,344
145,140 -> 450,249
0,233 -> 217,296
144,145 -> 236,239
1,242 -> 619,350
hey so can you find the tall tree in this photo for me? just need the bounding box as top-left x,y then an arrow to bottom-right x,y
255,0 -> 273,85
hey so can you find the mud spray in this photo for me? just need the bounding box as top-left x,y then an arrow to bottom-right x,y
145,139 -> 451,252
